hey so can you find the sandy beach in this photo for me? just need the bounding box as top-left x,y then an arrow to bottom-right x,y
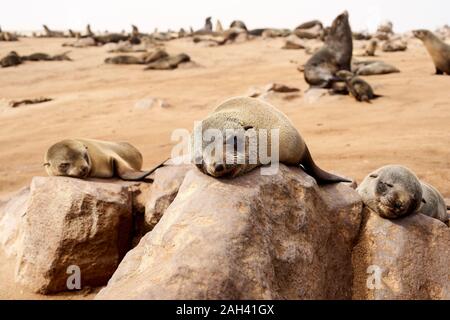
1,37 -> 449,197
0,35 -> 449,299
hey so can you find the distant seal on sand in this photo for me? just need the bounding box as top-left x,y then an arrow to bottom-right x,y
192,96 -> 350,183
419,182 -> 449,224
22,52 -> 72,61
336,70 -> 381,102
44,138 -> 154,181
382,39 -> 407,52
230,20 -> 247,31
304,11 -> 353,88
144,53 -> 190,70
204,17 -> 213,32
105,55 -> 145,64
357,165 -> 422,219
413,29 -> 450,75
364,40 -> 378,56
0,51 -> 22,67
353,61 -> 400,76
42,25 -> 65,37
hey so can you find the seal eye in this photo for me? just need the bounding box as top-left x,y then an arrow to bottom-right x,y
58,163 -> 70,172
385,183 -> 394,188
369,174 -> 378,178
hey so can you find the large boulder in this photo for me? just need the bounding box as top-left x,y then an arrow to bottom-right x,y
144,164 -> 192,232
15,177 -> 135,294
0,187 -> 30,257
96,165 -> 362,299
352,208 -> 450,300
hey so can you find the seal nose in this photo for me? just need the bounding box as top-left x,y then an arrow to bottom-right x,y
80,166 -> 89,176
214,164 -> 225,173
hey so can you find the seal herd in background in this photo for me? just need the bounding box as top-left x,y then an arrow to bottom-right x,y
1,12 -> 449,225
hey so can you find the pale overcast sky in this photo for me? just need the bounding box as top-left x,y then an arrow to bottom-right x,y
1,0 -> 448,33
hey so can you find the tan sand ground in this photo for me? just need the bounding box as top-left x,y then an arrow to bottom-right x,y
0,36 -> 449,299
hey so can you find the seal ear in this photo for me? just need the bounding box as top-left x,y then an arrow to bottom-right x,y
43,162 -> 50,167
369,174 -> 378,178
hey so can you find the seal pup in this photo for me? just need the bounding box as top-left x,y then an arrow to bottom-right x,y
357,165 -> 422,219
44,138 -> 154,181
413,29 -> 450,75
304,11 -> 353,88
419,182 -> 449,224
364,39 -> 378,56
0,51 -> 22,68
192,96 -> 350,183
336,70 -> 381,102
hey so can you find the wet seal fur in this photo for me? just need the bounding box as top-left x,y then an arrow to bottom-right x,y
304,11 -> 353,88
192,96 -> 350,183
44,138 -> 154,181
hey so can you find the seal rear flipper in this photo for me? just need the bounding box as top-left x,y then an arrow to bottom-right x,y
115,158 -> 170,181
114,159 -> 152,181
300,146 -> 351,184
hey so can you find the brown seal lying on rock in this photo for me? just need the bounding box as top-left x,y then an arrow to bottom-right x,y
192,96 -> 350,183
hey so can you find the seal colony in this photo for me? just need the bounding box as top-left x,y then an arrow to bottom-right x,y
1,11 -> 449,228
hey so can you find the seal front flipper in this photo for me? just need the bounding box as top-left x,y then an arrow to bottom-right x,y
300,146 -> 351,184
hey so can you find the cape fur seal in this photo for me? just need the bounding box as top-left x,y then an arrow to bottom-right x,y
336,70 -> 381,102
43,25 -> 65,37
364,40 -> 378,56
304,11 -> 353,88
357,165 -> 422,219
352,60 -> 400,76
144,53 -> 190,70
44,138 -> 154,181
419,182 -> 449,223
105,55 -> 145,65
230,20 -> 247,31
22,52 -> 72,61
413,29 -> 450,75
192,96 -> 350,183
0,51 -> 22,68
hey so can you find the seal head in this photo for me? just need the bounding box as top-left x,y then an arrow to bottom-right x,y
44,140 -> 91,178
357,165 -> 422,219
